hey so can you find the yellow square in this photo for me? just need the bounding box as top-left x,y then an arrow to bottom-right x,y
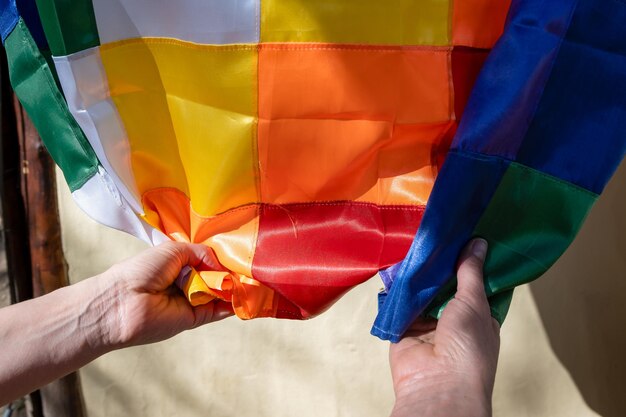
100,40 -> 259,216
261,0 -> 451,45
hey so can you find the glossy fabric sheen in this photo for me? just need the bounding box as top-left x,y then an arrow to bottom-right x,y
253,203 -> 424,318
64,39 -> 462,318
4,0 -> 513,323
372,151 -> 509,340
142,189 -> 272,319
258,44 -> 453,205
100,40 -> 259,217
258,119 -> 453,206
142,189 -> 259,277
373,0 -> 626,341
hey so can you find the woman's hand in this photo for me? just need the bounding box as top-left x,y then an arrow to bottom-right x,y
89,241 -> 234,349
389,239 -> 500,417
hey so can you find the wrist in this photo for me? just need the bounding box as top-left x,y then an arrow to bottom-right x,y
392,373 -> 491,417
72,273 -> 126,353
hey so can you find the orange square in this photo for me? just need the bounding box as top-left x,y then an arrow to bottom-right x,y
259,44 -> 451,123
258,44 -> 452,205
453,0 -> 511,48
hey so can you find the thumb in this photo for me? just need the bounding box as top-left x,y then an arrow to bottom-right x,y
454,238 -> 489,313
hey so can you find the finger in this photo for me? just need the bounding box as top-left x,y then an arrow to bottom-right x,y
211,301 -> 235,322
194,246 -> 228,272
455,238 -> 489,311
192,301 -> 234,327
155,242 -> 223,273
190,301 -> 215,328
170,243 -> 227,272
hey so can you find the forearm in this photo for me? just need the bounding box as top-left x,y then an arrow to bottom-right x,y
0,276 -> 115,405
0,242 -> 228,406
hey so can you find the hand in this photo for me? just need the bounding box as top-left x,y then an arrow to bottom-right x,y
389,239 -> 500,417
86,242 -> 234,350
0,242 -> 234,405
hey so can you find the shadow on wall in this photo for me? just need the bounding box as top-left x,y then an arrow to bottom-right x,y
530,159 -> 626,416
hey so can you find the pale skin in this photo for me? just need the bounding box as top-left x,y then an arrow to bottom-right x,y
390,239 -> 500,417
0,242 -> 234,405
0,239 -> 499,416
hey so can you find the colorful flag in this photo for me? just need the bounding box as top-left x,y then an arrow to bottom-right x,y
2,0 -> 623,341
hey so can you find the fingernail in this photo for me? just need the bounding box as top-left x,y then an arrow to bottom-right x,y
472,238 -> 488,261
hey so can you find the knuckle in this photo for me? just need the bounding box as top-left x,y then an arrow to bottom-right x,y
157,241 -> 186,258
158,241 -> 179,251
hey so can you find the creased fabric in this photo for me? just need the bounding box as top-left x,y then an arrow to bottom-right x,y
373,0 -> 626,341
9,0 -> 617,335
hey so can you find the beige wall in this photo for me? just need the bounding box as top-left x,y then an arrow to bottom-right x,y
57,160 -> 626,417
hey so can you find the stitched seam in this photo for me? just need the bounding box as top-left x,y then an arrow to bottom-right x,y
97,38 -> 453,53
100,38 -> 259,51
447,48 -> 456,122
250,2 -> 261,270
262,202 -> 426,210
448,0 -> 455,46
276,309 -> 301,319
142,188 -> 427,217
258,117 -> 453,126
141,189 -> 259,219
371,325 -> 403,338
248,205 -> 260,274
449,149 -> 599,198
510,162 -> 599,199
260,43 -> 451,53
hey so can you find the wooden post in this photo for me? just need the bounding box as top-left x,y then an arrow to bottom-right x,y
13,96 -> 71,294
14,97 -> 86,417
0,51 -> 32,306
13,96 -> 87,417
0,46 -> 43,417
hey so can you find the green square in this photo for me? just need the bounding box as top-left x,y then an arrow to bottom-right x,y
476,163 -> 597,296
426,162 -> 597,324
